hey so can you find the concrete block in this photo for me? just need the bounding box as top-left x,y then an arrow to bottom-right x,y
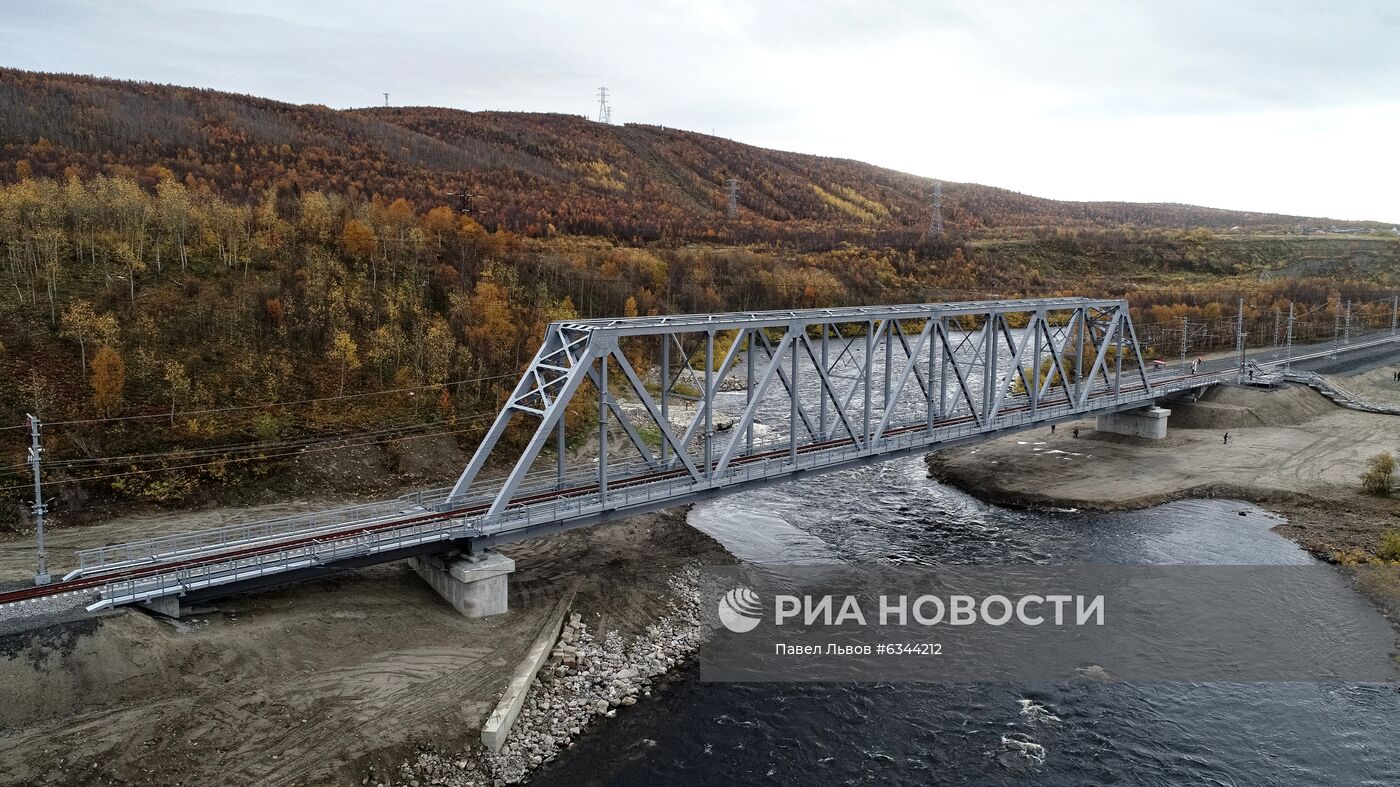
1096,405 -> 1171,439
411,551 -> 515,618
481,588 -> 576,752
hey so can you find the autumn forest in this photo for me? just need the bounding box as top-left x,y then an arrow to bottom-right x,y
0,69 -> 1397,515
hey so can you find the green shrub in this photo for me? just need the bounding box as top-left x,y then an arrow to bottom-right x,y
1378,529 -> 1400,562
1361,452 -> 1396,496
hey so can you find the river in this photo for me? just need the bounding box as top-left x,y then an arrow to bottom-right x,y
532,343 -> 1400,786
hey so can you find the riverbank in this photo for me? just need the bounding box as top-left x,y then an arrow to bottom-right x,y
927,383 -> 1400,625
0,506 -> 734,786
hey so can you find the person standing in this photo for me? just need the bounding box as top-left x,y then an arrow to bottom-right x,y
1223,432 -> 1230,445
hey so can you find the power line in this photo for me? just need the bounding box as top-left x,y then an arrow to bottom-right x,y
36,372 -> 518,428
10,412 -> 500,472
0,420 -> 494,494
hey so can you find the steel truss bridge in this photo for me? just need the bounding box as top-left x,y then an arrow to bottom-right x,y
2,298 -> 1396,613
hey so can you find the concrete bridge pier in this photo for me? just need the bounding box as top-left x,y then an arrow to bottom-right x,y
410,550 -> 515,617
1096,405 -> 1171,439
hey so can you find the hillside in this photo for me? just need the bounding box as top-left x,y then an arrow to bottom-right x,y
1,68 -> 1389,244
1,68 -> 1396,517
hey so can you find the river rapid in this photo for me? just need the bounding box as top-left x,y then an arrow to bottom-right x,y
533,344 -> 1400,786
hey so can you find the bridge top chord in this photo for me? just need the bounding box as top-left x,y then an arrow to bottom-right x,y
562,297 -> 1127,334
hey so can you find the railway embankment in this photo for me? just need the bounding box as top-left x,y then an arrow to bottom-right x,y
0,506 -> 733,786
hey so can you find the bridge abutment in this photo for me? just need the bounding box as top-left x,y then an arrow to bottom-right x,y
1095,405 -> 1171,439
410,550 -> 514,618
139,595 -> 183,618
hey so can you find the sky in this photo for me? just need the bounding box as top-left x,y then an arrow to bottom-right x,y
5,0 -> 1400,222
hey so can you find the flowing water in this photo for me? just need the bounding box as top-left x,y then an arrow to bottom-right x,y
533,343 -> 1400,786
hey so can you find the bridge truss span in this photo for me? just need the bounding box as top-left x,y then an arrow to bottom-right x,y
18,296 -> 1389,614
445,298 -> 1154,526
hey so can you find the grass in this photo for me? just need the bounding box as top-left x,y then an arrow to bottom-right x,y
636,421 -> 664,451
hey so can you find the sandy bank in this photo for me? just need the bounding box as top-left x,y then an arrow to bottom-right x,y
927,384 -> 1400,558
0,507 -> 734,787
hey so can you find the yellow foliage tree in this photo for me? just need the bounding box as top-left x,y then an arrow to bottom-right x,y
329,330 -> 360,395
339,219 -> 375,260
91,345 -> 125,416
61,301 -> 120,377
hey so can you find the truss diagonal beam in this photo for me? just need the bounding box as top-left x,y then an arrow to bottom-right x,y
608,348 -> 703,481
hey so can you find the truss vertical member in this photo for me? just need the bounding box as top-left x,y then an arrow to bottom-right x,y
726,177 -> 739,219
1343,300 -> 1351,344
26,414 -> 50,585
926,182 -> 944,237
1272,307 -> 1282,356
1393,295 -> 1398,334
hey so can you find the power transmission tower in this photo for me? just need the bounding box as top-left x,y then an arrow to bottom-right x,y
446,191 -> 475,214
383,92 -> 390,107
1392,295 -> 1398,334
726,177 -> 739,219
26,414 -> 49,585
1271,307 -> 1281,357
596,87 -> 611,124
925,182 -> 944,237
1343,300 -> 1351,344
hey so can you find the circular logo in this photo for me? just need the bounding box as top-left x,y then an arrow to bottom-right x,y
717,586 -> 763,633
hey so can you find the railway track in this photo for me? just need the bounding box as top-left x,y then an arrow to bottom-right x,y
0,374 -> 1189,611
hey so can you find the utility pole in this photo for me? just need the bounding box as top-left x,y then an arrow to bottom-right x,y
726,177 -> 739,219
1235,298 -> 1246,378
1272,307 -> 1281,357
1284,303 -> 1295,371
1180,315 -> 1190,369
26,414 -> 50,585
